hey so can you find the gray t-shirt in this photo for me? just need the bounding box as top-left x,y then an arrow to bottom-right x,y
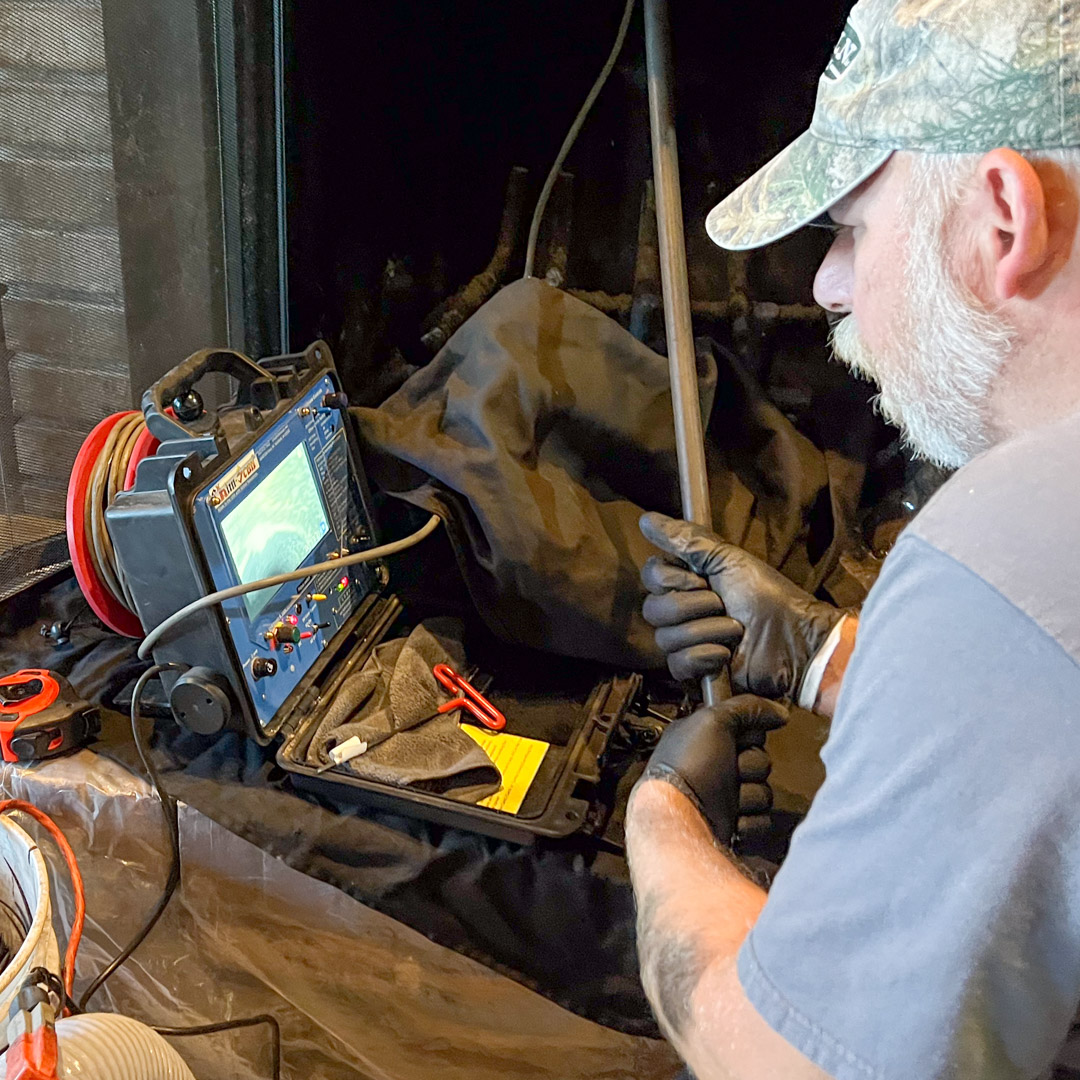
739,410 -> 1080,1080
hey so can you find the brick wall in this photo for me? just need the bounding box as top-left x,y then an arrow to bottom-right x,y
0,0 -> 129,524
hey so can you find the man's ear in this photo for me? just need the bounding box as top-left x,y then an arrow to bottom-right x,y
974,148 -> 1049,302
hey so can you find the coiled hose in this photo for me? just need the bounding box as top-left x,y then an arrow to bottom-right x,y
0,1013 -> 197,1080
82,412 -> 146,614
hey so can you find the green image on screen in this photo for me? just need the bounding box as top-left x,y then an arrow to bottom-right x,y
220,443 -> 331,619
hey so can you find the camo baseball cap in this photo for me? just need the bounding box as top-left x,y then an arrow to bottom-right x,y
706,0 -> 1080,250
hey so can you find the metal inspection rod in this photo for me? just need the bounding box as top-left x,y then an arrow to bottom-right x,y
643,0 -> 731,705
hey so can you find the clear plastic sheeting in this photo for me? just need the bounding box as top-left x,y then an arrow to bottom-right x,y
0,751 -> 678,1079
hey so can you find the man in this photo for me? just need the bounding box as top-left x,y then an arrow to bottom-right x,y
626,1 -> 1080,1077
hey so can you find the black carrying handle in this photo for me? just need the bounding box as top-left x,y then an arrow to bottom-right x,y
142,347 -> 274,441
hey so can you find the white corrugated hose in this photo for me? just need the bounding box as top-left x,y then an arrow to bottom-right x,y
0,812 -> 196,1079
1,1013 -> 197,1080
53,1014 -> 197,1079
0,817 -> 60,1021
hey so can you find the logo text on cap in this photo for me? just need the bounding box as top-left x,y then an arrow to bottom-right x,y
824,21 -> 862,80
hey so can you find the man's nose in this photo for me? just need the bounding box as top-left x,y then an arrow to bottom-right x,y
813,231 -> 854,313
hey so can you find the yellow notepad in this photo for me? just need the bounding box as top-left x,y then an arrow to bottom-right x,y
462,726 -> 549,815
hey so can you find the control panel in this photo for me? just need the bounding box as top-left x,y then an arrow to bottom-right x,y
191,375 -> 378,729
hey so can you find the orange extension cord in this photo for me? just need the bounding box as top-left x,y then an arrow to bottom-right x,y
0,801 -> 85,1007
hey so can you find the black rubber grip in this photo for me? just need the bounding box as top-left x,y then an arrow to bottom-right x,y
142,348 -> 270,436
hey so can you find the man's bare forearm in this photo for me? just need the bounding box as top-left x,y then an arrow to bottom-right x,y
626,780 -> 766,1066
627,781 -> 830,1080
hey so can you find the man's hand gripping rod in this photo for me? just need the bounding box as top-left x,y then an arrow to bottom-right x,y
643,0 -> 732,704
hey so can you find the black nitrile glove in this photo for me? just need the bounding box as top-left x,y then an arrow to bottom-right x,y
639,512 -> 846,700
639,695 -> 788,847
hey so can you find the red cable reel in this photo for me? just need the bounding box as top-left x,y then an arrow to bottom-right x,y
65,413 -> 159,638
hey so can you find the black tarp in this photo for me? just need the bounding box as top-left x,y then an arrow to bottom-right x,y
352,279 -> 873,669
0,281 -> 874,1037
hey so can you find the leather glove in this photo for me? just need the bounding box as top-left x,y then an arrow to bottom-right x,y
639,695 -> 788,847
639,512 -> 845,700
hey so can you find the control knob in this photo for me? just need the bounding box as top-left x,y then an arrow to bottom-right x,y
266,623 -> 301,646
172,388 -> 205,423
252,657 -> 278,679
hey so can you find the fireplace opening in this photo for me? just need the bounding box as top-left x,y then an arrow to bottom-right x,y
0,0 -> 938,605
283,0 -> 937,589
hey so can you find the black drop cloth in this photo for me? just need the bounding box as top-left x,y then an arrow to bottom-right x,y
1,282 -> 875,1041
352,278 -> 866,670
0,579 -> 659,1036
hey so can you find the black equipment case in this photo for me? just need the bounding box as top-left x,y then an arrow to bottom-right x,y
107,341 -> 637,844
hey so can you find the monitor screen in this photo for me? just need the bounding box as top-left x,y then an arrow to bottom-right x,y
219,443 -> 331,619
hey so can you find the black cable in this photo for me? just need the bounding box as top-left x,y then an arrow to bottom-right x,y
65,665 -> 281,1076
154,1014 -> 281,1080
522,0 -> 637,279
76,662 -> 184,1011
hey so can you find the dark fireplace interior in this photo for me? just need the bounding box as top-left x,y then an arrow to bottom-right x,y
283,0 -> 936,567
0,0 -> 943,601
288,0 -> 844,377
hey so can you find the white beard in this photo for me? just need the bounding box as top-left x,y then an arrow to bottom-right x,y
829,200 -> 1015,469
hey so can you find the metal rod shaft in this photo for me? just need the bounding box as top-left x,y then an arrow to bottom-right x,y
643,0 -> 730,705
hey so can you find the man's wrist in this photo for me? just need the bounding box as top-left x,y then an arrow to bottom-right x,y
797,613 -> 848,710
630,773 -> 698,820
629,776 -> 736,858
815,614 -> 858,716
639,760 -> 705,814
796,613 -> 858,716
629,775 -> 711,833
638,758 -> 740,848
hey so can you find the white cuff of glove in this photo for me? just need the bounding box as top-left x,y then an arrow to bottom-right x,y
797,614 -> 849,711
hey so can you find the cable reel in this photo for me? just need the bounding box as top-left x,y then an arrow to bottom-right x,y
65,411 -> 160,639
